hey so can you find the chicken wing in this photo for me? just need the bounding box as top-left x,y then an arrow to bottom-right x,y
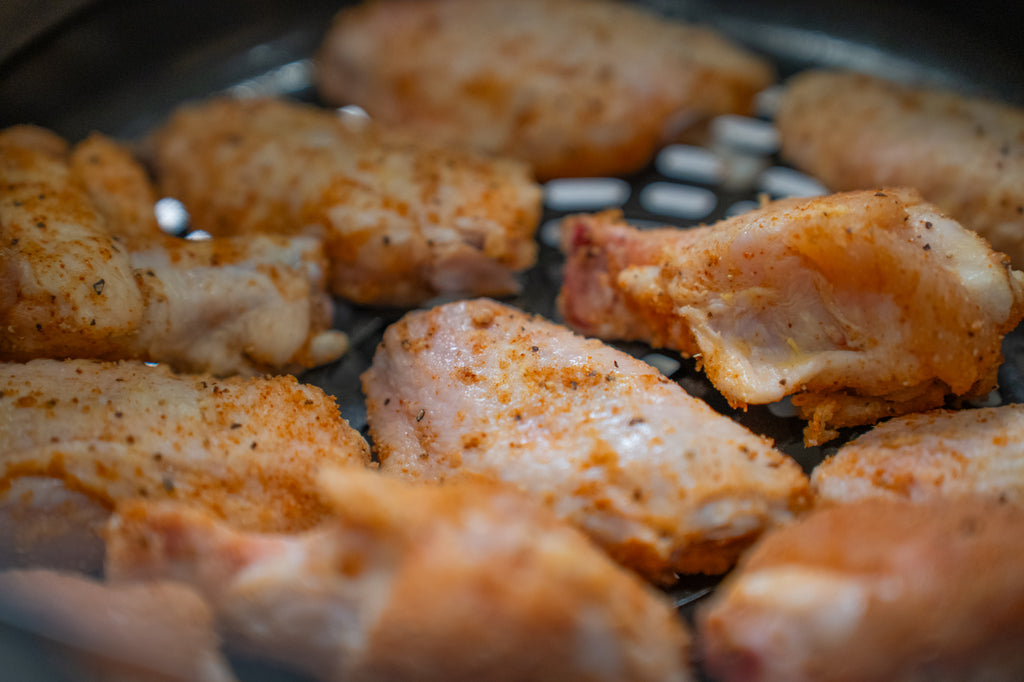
146,96 -> 542,306
361,298 -> 809,583
106,467 -> 694,682
0,125 -> 348,375
559,190 -> 1024,444
0,570 -> 234,682
698,499 -> 1024,682
315,0 -> 775,179
811,404 -> 1024,506
776,70 -> 1024,265
0,358 -> 371,570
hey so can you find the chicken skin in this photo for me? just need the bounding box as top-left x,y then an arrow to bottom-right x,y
316,0 -> 775,179
698,499 -> 1024,682
812,404 -> 1024,506
0,125 -> 348,375
776,70 -> 1024,265
361,298 -> 809,583
0,570 -> 235,682
0,358 -> 371,570
106,467 -> 695,682
559,190 -> 1024,444
146,96 -> 542,306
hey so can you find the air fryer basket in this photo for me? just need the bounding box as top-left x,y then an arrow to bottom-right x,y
1,1 -> 1023,679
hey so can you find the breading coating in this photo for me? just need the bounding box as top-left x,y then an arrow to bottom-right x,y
106,467 -> 695,682
361,298 -> 809,582
812,404 -> 1024,506
698,499 -> 1024,682
0,125 -> 348,375
316,0 -> 775,179
0,358 -> 371,570
559,190 -> 1024,444
147,96 -> 542,306
0,570 -> 235,682
776,70 -> 1024,265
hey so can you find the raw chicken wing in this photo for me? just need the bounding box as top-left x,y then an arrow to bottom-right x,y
106,467 -> 694,682
0,570 -> 234,682
361,298 -> 809,582
316,0 -> 775,179
777,70 -> 1024,265
559,190 -> 1024,444
147,96 -> 542,306
0,125 -> 348,375
812,404 -> 1024,506
0,358 -> 371,570
698,499 -> 1024,682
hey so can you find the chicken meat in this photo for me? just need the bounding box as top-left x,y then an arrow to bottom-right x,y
698,498 -> 1024,682
315,0 -> 775,179
361,298 -> 809,583
559,190 -> 1024,444
776,70 -> 1024,265
106,466 -> 694,682
0,570 -> 234,682
812,404 -> 1024,506
0,124 -> 348,375
146,96 -> 542,306
0,358 -> 371,571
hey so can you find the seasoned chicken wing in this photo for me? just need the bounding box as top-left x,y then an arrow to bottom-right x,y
559,190 -> 1024,444
0,358 -> 371,571
316,0 -> 775,179
361,298 -> 809,582
812,404 -> 1024,506
776,70 -> 1024,265
0,125 -> 348,375
698,499 -> 1024,682
147,96 -> 541,306
0,570 -> 234,682
106,467 -> 694,682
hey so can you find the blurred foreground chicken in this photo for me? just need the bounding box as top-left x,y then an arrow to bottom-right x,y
812,403 -> 1024,506
698,499 -> 1024,682
0,570 -> 235,682
559,190 -> 1024,444
316,0 -> 775,179
0,358 -> 371,571
146,96 -> 542,306
362,298 -> 809,583
0,125 -> 347,375
106,467 -> 694,682
777,70 -> 1024,266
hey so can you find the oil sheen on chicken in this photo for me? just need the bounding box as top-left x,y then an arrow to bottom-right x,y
559,189 -> 1024,444
106,467 -> 694,682
361,298 -> 809,583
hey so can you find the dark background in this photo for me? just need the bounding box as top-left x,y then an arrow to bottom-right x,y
1,0 -> 1022,140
